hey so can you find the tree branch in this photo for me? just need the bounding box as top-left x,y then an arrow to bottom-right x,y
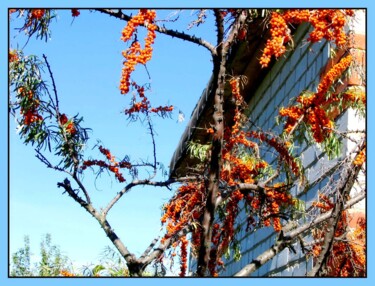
307,147 -> 364,276
57,178 -> 137,271
140,225 -> 193,266
94,9 -> 217,56
233,189 -> 365,277
196,10 -> 248,276
101,176 -> 199,217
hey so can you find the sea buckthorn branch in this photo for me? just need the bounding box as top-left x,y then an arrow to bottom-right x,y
10,52 -> 88,174
139,224 -> 194,268
187,9 -> 208,30
119,9 -> 157,95
247,131 -> 301,176
95,8 -> 217,56
139,236 -> 160,260
307,142 -> 365,276
260,9 -> 355,68
196,10 -> 249,276
9,51 -> 50,148
278,54 -> 353,144
42,54 -> 60,115
234,187 -> 365,277
56,178 -> 138,272
11,9 -> 56,45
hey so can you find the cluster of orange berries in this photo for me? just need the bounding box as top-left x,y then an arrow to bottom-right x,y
120,9 -> 157,95
150,105 -> 174,114
265,187 -> 294,231
219,190 -> 243,247
248,131 -> 300,176
229,78 -> 243,106
353,147 -> 366,166
82,146 -> 131,183
60,269 -> 75,277
312,193 -> 335,212
59,114 -> 77,136
179,236 -> 188,277
342,89 -> 366,105
306,9 -> 352,46
316,54 -> 353,100
246,184 -> 293,232
125,99 -> 150,115
21,109 -> 43,125
311,194 -> 366,276
30,9 -> 45,20
9,49 -> 18,63
161,183 -> 205,244
279,54 -> 352,143
206,190 -> 243,276
221,77 -> 258,174
18,87 -> 43,126
259,12 -> 290,68
260,9 -> 354,68
220,154 -> 262,186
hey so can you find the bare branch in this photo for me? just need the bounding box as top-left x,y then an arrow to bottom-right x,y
42,54 -> 59,113
57,178 -> 137,270
145,112 -> 157,179
140,225 -> 193,266
139,236 -> 160,260
102,176 -> 200,217
94,9 -> 217,56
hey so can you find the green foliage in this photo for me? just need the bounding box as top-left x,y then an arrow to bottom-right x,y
9,51 -> 91,170
323,133 -> 342,160
187,141 -> 211,162
9,51 -> 51,150
11,236 -> 32,276
10,234 -> 71,277
13,9 -> 56,42
38,234 -> 69,276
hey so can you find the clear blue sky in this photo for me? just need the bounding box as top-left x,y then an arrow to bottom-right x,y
2,0 -> 374,286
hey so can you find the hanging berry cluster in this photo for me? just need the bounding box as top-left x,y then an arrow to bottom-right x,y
124,82 -> 174,117
220,78 -> 269,186
120,9 -> 157,95
247,131 -> 300,176
259,12 -> 290,67
59,113 -> 77,136
30,9 -> 45,20
311,194 -> 366,276
260,9 -> 354,68
82,146 -> 131,183
279,54 -> 353,143
17,87 -> 43,126
9,49 -> 19,63
161,182 -> 206,245
353,146 -> 366,166
179,236 -> 188,277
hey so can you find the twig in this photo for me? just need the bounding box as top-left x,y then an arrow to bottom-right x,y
94,9 -> 217,56
101,176 -> 200,217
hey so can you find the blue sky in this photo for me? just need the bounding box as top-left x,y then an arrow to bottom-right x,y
2,1 -> 374,286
